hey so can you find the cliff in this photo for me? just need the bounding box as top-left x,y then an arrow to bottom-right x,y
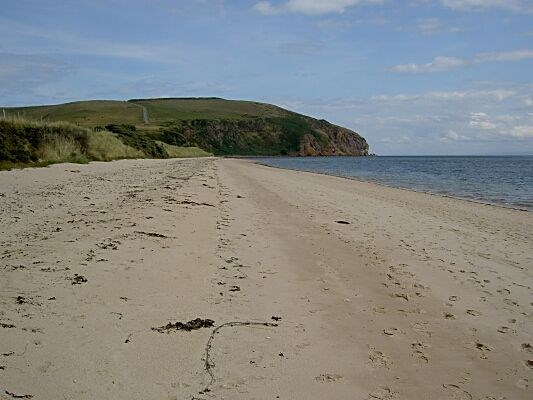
156,115 -> 368,157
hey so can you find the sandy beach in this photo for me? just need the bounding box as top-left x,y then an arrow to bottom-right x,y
0,157 -> 531,400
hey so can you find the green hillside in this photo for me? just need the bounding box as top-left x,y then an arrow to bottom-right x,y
5,100 -> 143,126
131,98 -> 287,123
3,98 -> 288,126
2,98 -> 369,159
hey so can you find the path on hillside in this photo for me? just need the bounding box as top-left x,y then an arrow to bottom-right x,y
129,101 -> 149,124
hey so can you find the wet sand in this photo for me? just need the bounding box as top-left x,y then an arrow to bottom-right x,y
0,157 -> 531,399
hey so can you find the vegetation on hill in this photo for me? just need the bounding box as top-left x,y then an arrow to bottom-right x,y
1,97 -> 368,168
0,117 -> 211,170
5,100 -> 144,126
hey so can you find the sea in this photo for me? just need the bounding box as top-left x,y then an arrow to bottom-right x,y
253,156 -> 533,211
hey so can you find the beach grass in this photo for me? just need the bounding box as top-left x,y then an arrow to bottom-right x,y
155,141 -> 212,158
0,116 -> 215,170
86,131 -> 144,161
0,116 -> 141,169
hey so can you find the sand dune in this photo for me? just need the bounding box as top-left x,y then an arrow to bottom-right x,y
0,158 -> 531,399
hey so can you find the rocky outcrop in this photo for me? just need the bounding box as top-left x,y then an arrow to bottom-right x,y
159,115 -> 369,157
299,118 -> 368,156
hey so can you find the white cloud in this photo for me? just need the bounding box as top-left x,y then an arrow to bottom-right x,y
253,1 -> 280,14
371,89 -> 515,103
380,135 -> 414,144
389,56 -> 466,73
417,17 -> 461,34
270,84 -> 532,154
417,17 -> 442,33
0,18 -> 186,63
506,125 -> 533,138
469,112 -> 497,130
475,49 -> 533,62
440,0 -> 533,13
390,49 -> 533,73
253,0 -> 383,15
440,129 -> 469,142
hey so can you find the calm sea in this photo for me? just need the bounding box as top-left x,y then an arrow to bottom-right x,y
253,156 -> 533,211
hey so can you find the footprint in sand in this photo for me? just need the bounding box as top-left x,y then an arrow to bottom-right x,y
442,384 -> 473,400
516,377 -> 529,390
466,309 -> 481,316
521,343 -> 532,354
367,385 -> 398,400
474,342 -> 491,351
503,298 -> 519,307
443,312 -> 456,320
368,347 -> 392,369
411,322 -> 432,337
470,342 -> 492,359
411,350 -> 429,364
392,293 -> 409,301
315,373 -> 342,382
383,327 -> 401,336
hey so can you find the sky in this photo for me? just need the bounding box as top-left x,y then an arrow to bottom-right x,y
0,0 -> 532,155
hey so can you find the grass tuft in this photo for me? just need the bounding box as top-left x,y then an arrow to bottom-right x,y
86,131 -> 143,161
38,135 -> 88,164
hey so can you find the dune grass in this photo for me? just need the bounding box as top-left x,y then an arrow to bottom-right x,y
0,116 -> 214,170
38,135 -> 87,164
0,116 -> 143,170
156,141 -> 212,158
87,131 -> 144,161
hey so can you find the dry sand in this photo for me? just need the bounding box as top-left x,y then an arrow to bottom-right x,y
0,157 -> 531,400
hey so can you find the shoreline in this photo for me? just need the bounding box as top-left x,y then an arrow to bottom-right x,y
0,157 -> 531,399
251,158 -> 532,212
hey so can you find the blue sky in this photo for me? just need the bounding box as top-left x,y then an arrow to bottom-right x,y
0,0 -> 532,155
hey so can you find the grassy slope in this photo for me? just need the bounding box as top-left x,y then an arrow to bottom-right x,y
3,98 -> 291,127
130,98 -> 287,123
4,100 -> 143,126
